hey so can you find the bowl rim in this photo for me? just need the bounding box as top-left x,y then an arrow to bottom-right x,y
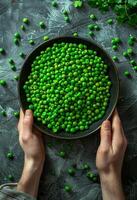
18,36 -> 119,140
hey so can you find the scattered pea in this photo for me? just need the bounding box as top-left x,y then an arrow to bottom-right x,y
7,175 -> 14,181
62,10 -> 68,15
0,80 -> 6,86
52,1 -> 58,7
59,151 -> 66,158
1,110 -> 7,116
130,60 -> 136,66
10,65 -> 16,71
86,171 -> 94,180
127,48 -> 133,55
92,175 -> 97,182
14,32 -> 21,39
9,58 -> 15,65
20,25 -> 26,31
14,75 -> 19,81
123,51 -> 129,58
112,56 -> 118,62
107,19 -> 113,24
39,21 -> 46,29
133,66 -> 137,71
94,25 -> 100,31
19,52 -> 26,59
6,152 -> 14,160
23,17 -> 29,24
83,163 -> 90,170
64,185 -> 72,192
73,32 -> 78,37
14,38 -> 19,45
0,48 -> 5,55
73,0 -> 83,8
88,24 -> 95,30
90,14 -> 96,20
43,36 -> 49,41
29,39 -> 35,45
64,16 -> 70,22
124,71 -> 130,77
89,31 -> 94,37
112,45 -> 118,51
13,111 -> 19,118
67,168 -> 75,176
111,37 -> 121,45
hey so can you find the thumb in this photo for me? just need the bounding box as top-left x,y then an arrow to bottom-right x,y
23,110 -> 33,133
100,120 -> 112,149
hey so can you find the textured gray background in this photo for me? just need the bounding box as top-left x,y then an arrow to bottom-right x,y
0,0 -> 137,199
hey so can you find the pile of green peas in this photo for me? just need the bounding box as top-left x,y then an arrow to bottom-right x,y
23,42 -> 111,134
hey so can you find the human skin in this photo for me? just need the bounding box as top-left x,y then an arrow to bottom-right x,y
16,109 -> 127,199
17,109 -> 45,198
96,109 -> 127,200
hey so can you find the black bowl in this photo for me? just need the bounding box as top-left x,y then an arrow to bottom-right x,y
18,36 -> 119,139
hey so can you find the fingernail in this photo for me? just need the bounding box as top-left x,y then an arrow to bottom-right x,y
103,120 -> 111,129
25,110 -> 32,117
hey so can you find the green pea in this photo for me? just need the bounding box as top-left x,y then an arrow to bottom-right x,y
14,32 -> 21,39
112,45 -> 118,51
14,75 -> 19,81
19,52 -> 26,59
59,151 -> 66,158
1,110 -> 7,116
0,48 -> 5,54
52,1 -> 58,7
107,19 -> 113,24
14,38 -> 19,45
113,56 -> 118,62
64,16 -> 70,22
13,111 -> 19,118
22,17 -> 29,24
86,171 -> 94,180
127,48 -> 133,55
43,36 -> 49,41
124,71 -> 130,77
20,25 -> 26,31
90,14 -> 97,20
39,21 -> 46,29
29,39 -> 35,45
64,185 -> 72,192
73,32 -> 78,37
6,152 -> 14,160
89,31 -> 94,37
0,80 -> 6,86
7,175 -> 14,181
123,51 -> 129,58
83,163 -> 90,170
62,10 -> 68,15
73,0 -> 83,8
67,167 -> 75,176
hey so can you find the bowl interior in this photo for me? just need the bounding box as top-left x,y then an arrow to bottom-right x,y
18,36 -> 119,139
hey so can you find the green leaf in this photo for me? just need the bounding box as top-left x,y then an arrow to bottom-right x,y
128,13 -> 137,26
128,0 -> 137,6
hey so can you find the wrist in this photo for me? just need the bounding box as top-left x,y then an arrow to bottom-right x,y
99,171 -> 125,200
17,158 -> 44,197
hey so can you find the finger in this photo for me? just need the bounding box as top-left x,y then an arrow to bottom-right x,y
112,109 -> 124,149
22,110 -> 33,136
99,120 -> 112,150
17,108 -> 25,132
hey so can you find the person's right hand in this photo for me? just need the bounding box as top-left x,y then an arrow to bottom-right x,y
18,109 -> 45,165
17,109 -> 45,197
96,109 -> 127,200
